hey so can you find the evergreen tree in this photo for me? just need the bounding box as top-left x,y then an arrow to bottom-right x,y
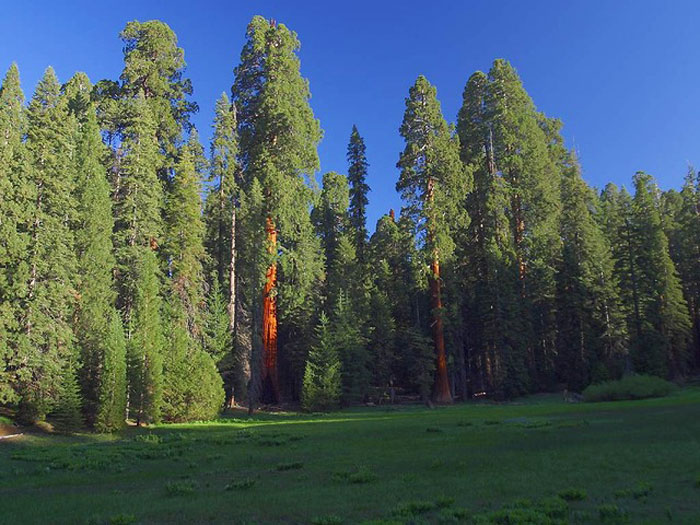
50,362 -> 84,433
161,299 -> 223,422
484,59 -> 562,390
347,125 -> 370,263
164,130 -> 207,338
118,20 -> 198,183
233,16 -> 323,406
333,293 -> 370,404
64,72 -> 127,429
301,313 -> 341,411
457,70 -> 525,398
630,172 -> 691,376
396,75 -> 470,403
95,314 -> 127,432
127,248 -> 165,425
661,169 -> 700,369
0,63 -> 30,405
18,67 -> 78,423
555,153 -> 627,388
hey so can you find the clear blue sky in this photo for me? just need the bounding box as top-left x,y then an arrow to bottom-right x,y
2,1 -> 698,231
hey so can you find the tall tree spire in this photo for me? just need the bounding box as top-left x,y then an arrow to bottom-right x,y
397,75 -> 471,403
347,125 -> 370,263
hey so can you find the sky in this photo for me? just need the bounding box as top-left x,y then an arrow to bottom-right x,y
2,0 -> 699,231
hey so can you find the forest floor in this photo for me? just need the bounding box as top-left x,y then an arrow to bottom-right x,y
1,389 -> 699,524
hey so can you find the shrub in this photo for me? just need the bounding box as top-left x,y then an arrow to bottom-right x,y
332,467 -> 377,484
583,375 -> 676,402
558,488 -> 587,501
165,480 -> 198,496
598,504 -> 629,523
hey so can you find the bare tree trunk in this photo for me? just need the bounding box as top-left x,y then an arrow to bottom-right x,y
261,216 -> 279,404
430,258 -> 452,404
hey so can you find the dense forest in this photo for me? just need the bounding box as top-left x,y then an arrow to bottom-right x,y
0,16 -> 698,431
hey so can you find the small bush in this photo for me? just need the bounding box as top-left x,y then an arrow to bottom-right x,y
598,504 -> 629,523
583,375 -> 676,402
615,482 -> 652,500
426,427 -> 443,433
109,515 -> 137,525
165,480 -> 198,496
332,467 -> 377,484
133,433 -> 162,444
225,477 -> 256,490
392,500 -> 436,517
437,507 -> 470,523
695,475 -> 700,488
484,420 -> 501,425
456,420 -> 473,427
558,488 -> 587,501
275,461 -> 303,471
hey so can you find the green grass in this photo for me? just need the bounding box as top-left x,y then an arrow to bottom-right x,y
582,374 -> 677,402
1,388 -> 699,524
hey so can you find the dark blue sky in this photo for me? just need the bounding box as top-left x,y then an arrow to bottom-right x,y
2,1 -> 698,230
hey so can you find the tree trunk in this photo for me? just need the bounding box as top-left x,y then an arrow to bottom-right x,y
261,216 -> 279,404
430,258 -> 452,403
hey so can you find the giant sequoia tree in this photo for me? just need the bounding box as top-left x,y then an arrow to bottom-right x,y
233,17 -> 323,406
396,75 -> 470,403
347,125 -> 370,263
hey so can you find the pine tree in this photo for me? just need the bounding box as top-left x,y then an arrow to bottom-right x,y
233,16 -> 323,406
127,248 -> 165,425
301,313 -> 341,411
555,153 -> 627,388
18,67 -> 78,423
0,63 -> 31,405
630,172 -> 691,376
118,20 -> 198,183
347,125 -> 370,263
396,75 -> 470,403
162,299 -> 222,422
457,70 -> 525,398
203,93 -> 239,385
64,72 -> 127,429
50,362 -> 84,433
333,293 -> 370,404
661,169 -> 700,369
484,59 -> 562,390
95,314 -> 127,432
164,130 -> 207,337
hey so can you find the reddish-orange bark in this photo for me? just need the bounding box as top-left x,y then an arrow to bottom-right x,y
430,258 -> 453,404
261,216 -> 280,403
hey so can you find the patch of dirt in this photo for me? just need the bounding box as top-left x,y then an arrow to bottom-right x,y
0,422 -> 18,437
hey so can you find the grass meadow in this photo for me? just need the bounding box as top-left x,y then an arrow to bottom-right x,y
1,389 -> 699,524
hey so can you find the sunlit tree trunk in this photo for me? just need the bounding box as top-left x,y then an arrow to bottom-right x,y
430,257 -> 452,403
261,216 -> 279,403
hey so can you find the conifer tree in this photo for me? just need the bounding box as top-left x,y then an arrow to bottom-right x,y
332,293 -> 370,404
50,362 -> 84,433
64,72 -> 127,429
233,16 -> 323,406
661,169 -> 700,368
347,125 -> 370,263
301,313 -> 341,411
457,70 -> 525,397
18,67 -> 78,422
0,63 -> 30,405
204,92 -> 239,343
484,59 -> 562,390
396,75 -> 470,403
127,248 -> 165,425
630,172 -> 691,376
118,20 -> 198,183
164,130 -> 207,337
555,153 -> 627,388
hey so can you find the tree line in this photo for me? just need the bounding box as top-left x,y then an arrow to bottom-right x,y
0,17 -> 698,430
